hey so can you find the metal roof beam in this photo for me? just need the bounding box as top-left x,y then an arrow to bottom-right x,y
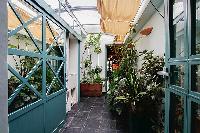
58,0 -> 87,35
72,24 -> 100,28
71,6 -> 97,11
55,6 -> 97,13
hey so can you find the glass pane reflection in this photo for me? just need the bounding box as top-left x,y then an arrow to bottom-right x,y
171,0 -> 184,58
191,101 -> 200,133
191,65 -> 200,92
195,0 -> 200,54
169,93 -> 184,133
170,65 -> 184,88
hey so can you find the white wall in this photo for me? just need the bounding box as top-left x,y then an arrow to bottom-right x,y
134,4 -> 165,68
66,35 -> 79,111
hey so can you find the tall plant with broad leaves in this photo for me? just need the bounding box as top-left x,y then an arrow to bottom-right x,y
107,28 -> 165,132
81,33 -> 104,84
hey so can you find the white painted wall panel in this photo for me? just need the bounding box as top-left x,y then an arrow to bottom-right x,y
134,4 -> 165,68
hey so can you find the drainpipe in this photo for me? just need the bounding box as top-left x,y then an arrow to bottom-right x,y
132,0 -> 151,25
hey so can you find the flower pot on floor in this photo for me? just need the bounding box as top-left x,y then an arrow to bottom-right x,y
129,112 -> 152,133
80,83 -> 102,97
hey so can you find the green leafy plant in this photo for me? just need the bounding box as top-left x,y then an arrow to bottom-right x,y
85,33 -> 102,54
107,31 -> 165,132
81,33 -> 103,84
81,61 -> 104,84
8,56 -> 42,113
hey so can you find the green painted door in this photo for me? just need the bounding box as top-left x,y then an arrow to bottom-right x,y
7,0 -> 67,132
165,0 -> 200,132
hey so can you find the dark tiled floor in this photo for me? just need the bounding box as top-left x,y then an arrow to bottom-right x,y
59,96 -> 127,133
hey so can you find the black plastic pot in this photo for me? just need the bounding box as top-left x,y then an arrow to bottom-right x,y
128,112 -> 152,133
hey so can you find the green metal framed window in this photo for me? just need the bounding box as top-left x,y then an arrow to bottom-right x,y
165,0 -> 200,133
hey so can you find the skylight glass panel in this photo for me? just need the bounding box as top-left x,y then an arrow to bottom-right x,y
73,10 -> 100,25
60,12 -> 74,26
44,0 -> 60,9
67,0 -> 97,7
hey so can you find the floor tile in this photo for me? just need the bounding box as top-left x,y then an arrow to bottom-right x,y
60,96 -> 127,133
81,128 -> 96,133
63,127 -> 82,133
84,118 -> 101,129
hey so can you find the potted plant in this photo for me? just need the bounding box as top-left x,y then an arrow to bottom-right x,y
107,31 -> 165,132
80,65 -> 104,97
80,33 -> 104,97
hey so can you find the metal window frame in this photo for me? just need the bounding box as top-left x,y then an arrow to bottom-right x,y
164,0 -> 200,133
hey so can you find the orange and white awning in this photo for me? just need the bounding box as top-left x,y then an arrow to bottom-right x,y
97,0 -> 140,37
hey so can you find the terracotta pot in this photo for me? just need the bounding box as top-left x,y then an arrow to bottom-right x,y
80,83 -> 102,97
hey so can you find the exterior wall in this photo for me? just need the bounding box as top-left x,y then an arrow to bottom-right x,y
66,36 -> 79,111
0,0 -> 8,132
134,4 -> 165,68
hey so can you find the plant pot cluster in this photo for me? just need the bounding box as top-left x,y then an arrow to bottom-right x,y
107,30 -> 165,132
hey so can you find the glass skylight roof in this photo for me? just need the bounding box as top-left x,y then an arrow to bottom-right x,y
44,0 -> 101,35
67,0 -> 97,7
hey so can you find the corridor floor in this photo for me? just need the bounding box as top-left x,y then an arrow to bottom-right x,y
59,96 -> 127,133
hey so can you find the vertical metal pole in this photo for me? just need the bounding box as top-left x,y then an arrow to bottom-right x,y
164,0 -> 169,132
58,0 -> 61,17
42,15 -> 47,133
0,0 -> 8,132
77,40 -> 81,102
104,45 -> 108,92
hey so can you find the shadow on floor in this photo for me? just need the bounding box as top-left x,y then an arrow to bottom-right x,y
59,96 -> 128,133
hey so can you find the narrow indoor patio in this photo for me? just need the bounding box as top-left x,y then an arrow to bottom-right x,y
1,0 -> 200,133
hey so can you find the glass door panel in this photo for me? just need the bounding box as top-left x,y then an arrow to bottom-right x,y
170,0 -> 185,58
173,0 -> 184,19
170,65 -> 185,88
191,0 -> 200,55
166,0 -> 200,133
169,92 -> 184,133
191,101 -> 200,133
191,64 -> 200,92
196,0 -> 200,54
